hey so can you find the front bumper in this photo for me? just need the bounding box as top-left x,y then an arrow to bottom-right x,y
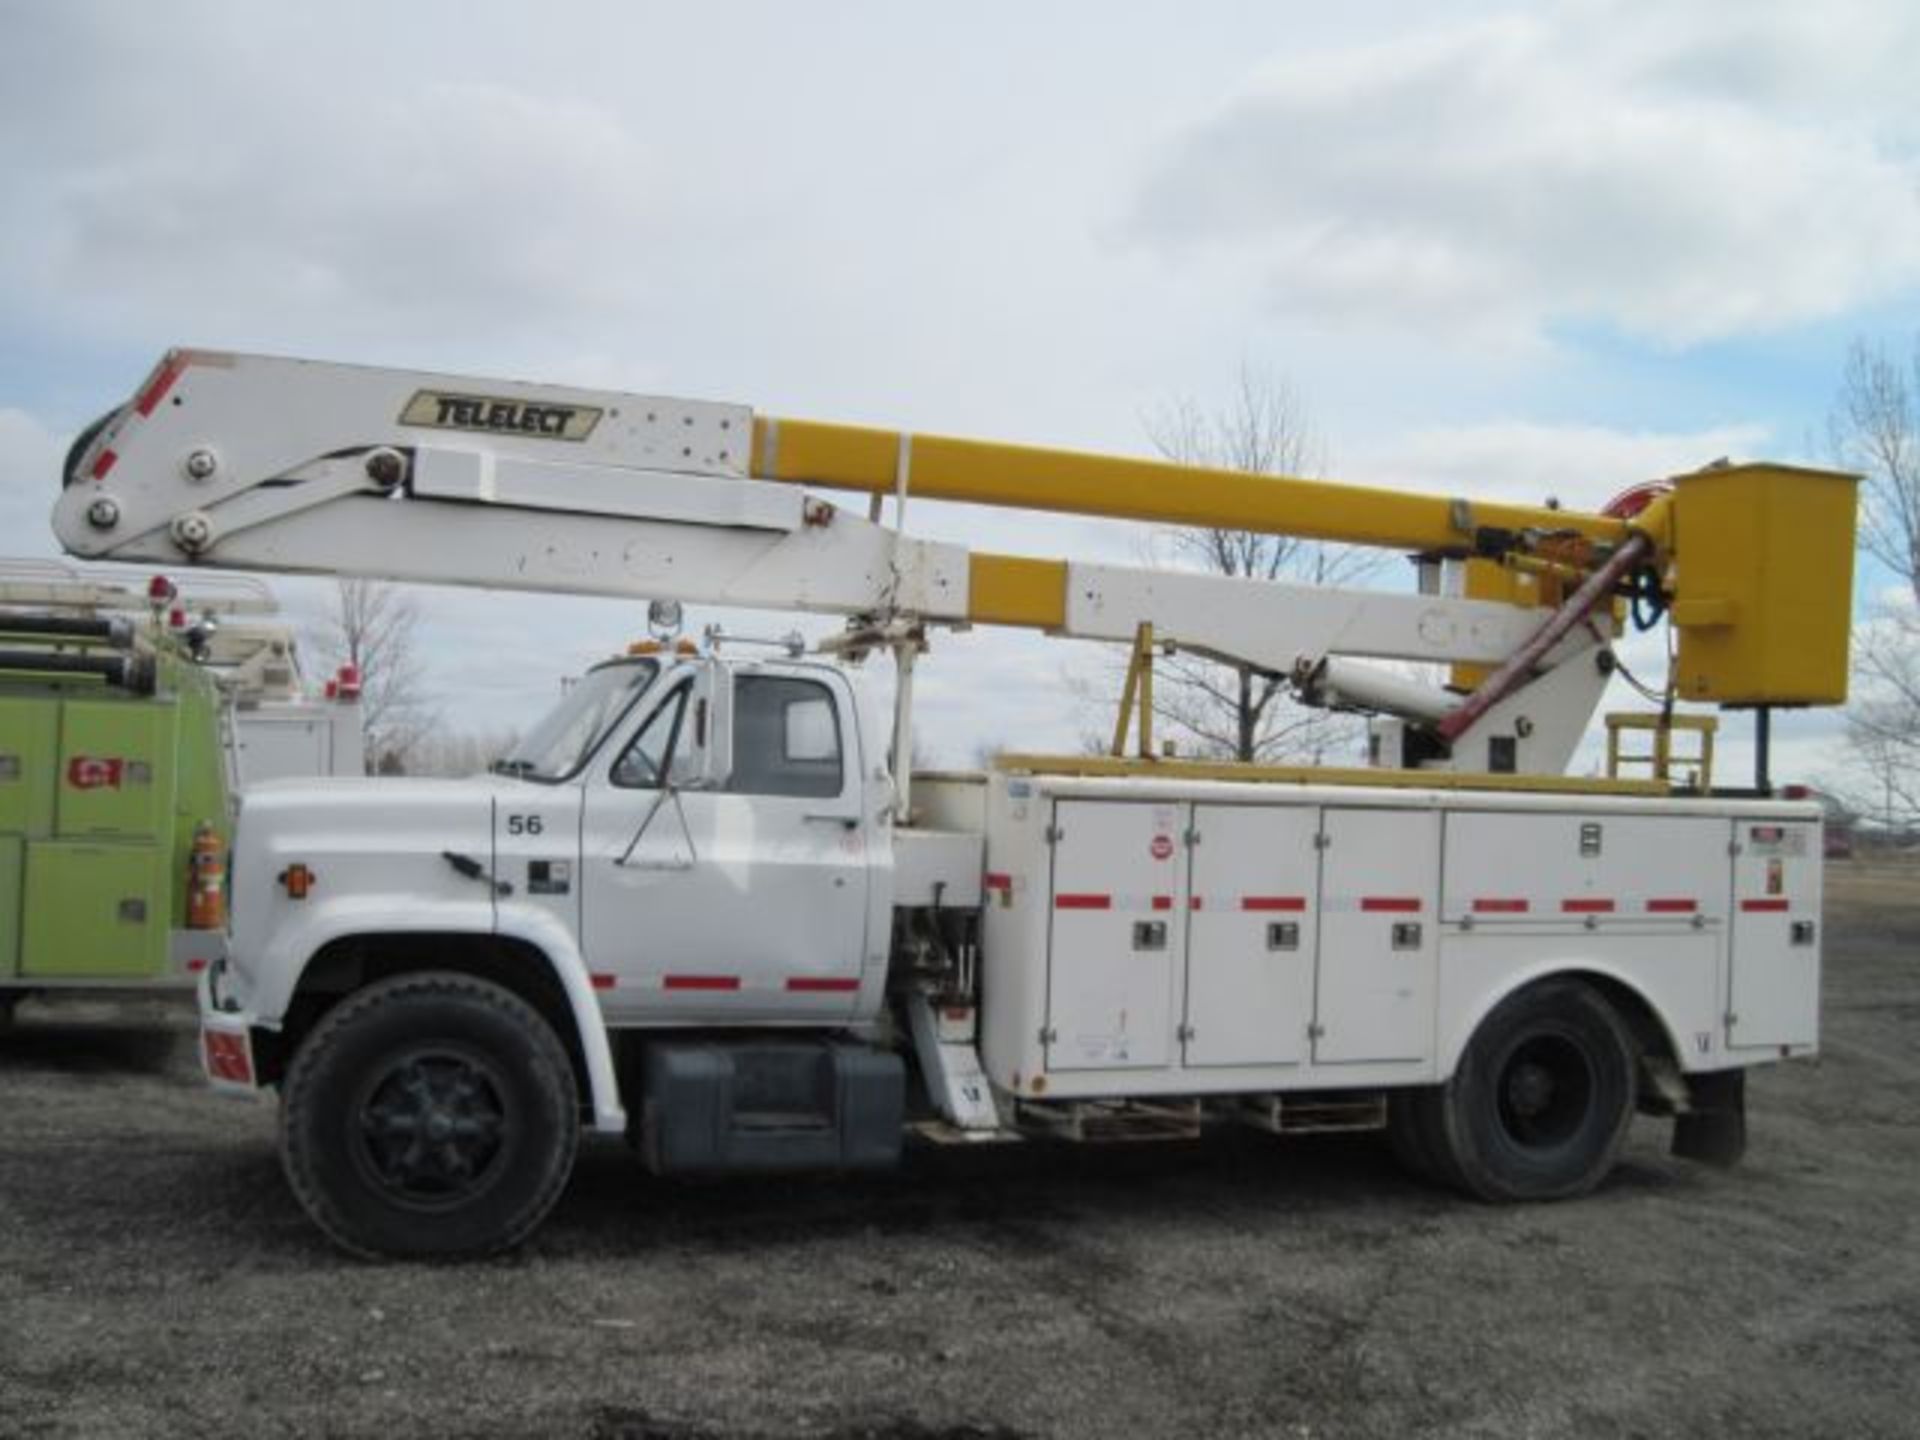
196,960 -> 260,1095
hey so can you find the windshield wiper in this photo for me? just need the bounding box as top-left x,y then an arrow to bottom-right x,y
490,758 -> 536,777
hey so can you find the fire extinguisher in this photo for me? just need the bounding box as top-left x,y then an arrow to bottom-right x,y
187,821 -> 227,930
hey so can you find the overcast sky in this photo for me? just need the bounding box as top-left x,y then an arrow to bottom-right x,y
4,0 -> 1917,784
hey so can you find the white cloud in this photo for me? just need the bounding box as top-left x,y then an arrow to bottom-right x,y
1128,0 -> 1920,346
28,80 -> 702,353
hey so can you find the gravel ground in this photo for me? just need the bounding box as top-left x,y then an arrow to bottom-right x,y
2,864 -> 1917,1439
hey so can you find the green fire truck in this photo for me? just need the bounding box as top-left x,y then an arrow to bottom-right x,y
1,563 -> 362,1019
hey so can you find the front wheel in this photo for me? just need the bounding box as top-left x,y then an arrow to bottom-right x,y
280,972 -> 579,1257
1433,978 -> 1637,1202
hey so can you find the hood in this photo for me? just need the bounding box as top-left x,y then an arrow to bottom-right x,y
227,775 -> 512,978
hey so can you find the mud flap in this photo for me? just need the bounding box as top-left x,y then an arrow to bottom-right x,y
1671,1068 -> 1746,1167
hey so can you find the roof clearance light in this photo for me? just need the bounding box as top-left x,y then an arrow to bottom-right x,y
335,664 -> 362,699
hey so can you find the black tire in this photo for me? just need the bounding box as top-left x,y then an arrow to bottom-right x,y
1432,978 -> 1637,1203
1387,1085 -> 1469,1190
280,972 -> 579,1258
1385,1091 -> 1439,1182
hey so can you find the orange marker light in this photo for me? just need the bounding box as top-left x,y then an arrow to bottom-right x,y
280,863 -> 314,900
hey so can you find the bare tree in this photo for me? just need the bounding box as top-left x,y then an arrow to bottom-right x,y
1831,338 -> 1920,606
1829,336 -> 1920,825
314,578 -> 429,774
1113,366 -> 1373,763
1846,612 -> 1920,826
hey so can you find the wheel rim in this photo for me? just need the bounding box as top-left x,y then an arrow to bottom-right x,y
349,1046 -> 513,1211
1494,1031 -> 1596,1150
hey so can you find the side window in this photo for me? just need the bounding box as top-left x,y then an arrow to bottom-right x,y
610,688 -> 688,789
729,676 -> 844,798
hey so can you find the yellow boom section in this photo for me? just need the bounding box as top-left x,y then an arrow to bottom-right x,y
754,416 -> 1632,555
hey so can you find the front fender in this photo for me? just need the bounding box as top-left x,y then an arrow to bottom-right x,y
244,895 -> 626,1136
496,902 -> 625,1134
250,895 -> 500,1020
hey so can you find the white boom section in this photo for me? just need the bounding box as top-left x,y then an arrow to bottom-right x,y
55,351 -> 1613,768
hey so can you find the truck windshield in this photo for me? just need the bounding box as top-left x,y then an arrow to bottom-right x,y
496,659 -> 658,782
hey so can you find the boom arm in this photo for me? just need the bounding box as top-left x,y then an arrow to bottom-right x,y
54,348 -> 1849,778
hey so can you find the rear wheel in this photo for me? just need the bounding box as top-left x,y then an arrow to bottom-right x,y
280,972 -> 579,1257
1386,1092 -> 1439,1182
1433,979 -> 1636,1202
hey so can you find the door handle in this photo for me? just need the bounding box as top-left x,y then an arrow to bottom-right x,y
804,813 -> 859,830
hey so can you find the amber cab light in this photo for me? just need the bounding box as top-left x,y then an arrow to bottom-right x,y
279,863 -> 314,899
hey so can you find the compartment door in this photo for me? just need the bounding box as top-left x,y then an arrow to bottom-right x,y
1045,799 -> 1184,1071
1443,811 -> 1729,926
0,698 -> 58,836
1183,803 -> 1319,1068
1314,809 -> 1439,1064
21,841 -> 168,979
56,700 -> 173,838
1728,819 -> 1822,1049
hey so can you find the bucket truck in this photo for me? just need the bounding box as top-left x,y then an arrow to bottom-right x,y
51,349 -> 1857,1256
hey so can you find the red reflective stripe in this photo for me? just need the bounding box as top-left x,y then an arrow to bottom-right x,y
1055,894 -> 1111,910
1561,899 -> 1615,914
786,977 -> 861,993
984,872 -> 1013,892
1740,898 -> 1790,913
1243,896 -> 1306,912
1646,898 -> 1697,914
135,352 -> 190,416
1472,898 -> 1529,914
1151,895 -> 1173,912
663,975 -> 740,991
90,448 -> 118,480
185,957 -> 209,973
590,973 -> 617,990
1361,897 -> 1421,913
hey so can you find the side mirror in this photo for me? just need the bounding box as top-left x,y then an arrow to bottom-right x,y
680,657 -> 733,789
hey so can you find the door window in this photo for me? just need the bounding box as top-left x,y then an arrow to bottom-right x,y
610,687 -> 689,789
729,677 -> 843,798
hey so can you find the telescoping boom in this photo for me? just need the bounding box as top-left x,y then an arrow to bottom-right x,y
56,350 -> 1857,783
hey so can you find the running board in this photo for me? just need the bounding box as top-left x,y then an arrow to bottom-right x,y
1015,1097 -> 1204,1143
1226,1093 -> 1389,1135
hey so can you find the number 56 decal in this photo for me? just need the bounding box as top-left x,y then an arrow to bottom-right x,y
505,814 -> 545,836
